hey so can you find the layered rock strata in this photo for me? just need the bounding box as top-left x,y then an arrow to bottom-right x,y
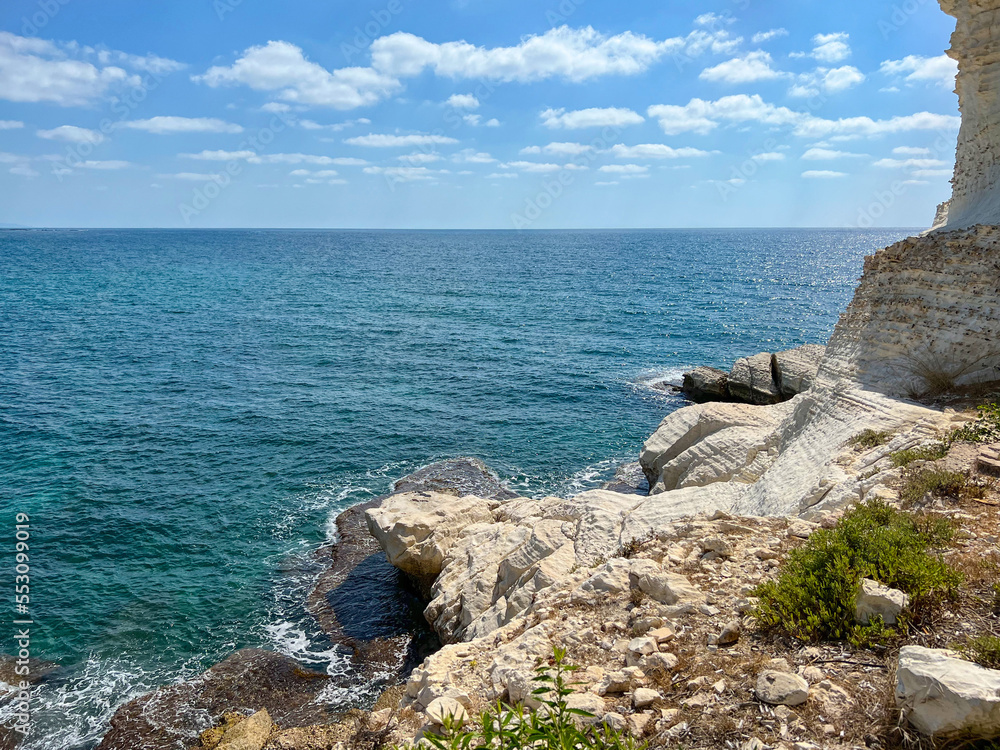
938,0 -> 1000,230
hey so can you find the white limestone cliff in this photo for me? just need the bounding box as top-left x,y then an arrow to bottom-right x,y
938,0 -> 1000,230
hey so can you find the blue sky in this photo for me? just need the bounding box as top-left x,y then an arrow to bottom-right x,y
0,0 -> 960,228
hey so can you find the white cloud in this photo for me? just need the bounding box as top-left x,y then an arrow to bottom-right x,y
752,152 -> 785,162
370,26 -> 687,83
503,161 -> 563,173
872,157 -> 949,169
120,116 -> 244,134
595,180 -> 619,186
37,125 -> 104,144
802,170 -> 847,178
299,117 -> 370,131
790,66 -> 866,97
0,120 -> 23,129
329,157 -> 370,166
363,165 -> 442,181
10,165 -> 39,177
911,168 -> 952,177
486,172 -> 518,179
262,102 -> 292,113
446,94 -> 479,109
540,107 -> 644,129
484,118 -> 500,127
610,143 -> 712,159
801,147 -> 868,160
452,149 -> 496,163
752,29 -> 789,44
521,142 -> 593,156
180,149 -> 257,161
880,54 -> 957,88
810,33 -> 851,63
97,50 -> 185,75
700,51 -> 783,84
158,172 -> 223,181
694,13 -> 735,27
398,152 -> 441,164
599,164 -> 648,174
194,40 -> 402,109
647,94 -> 960,138
344,133 -> 460,147
0,32 -> 140,106
77,160 -> 131,169
288,169 -> 340,178
249,153 -> 339,165
893,146 -> 932,156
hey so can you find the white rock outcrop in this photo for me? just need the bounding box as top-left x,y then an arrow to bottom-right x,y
937,0 -> 1000,231
896,646 -> 1000,739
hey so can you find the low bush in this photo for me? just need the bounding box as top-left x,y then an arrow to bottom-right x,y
900,469 -> 970,504
411,647 -> 646,750
753,500 -> 960,643
960,634 -> 1000,670
849,429 -> 893,450
951,402 -> 1000,444
890,443 -> 950,468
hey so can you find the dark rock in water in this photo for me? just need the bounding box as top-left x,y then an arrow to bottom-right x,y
681,367 -> 730,403
679,345 -> 826,406
601,462 -> 650,495
97,649 -> 334,750
392,457 -> 518,500
0,655 -> 58,750
308,458 -> 513,684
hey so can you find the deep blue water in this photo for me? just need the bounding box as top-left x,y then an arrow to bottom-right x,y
0,228 -> 913,747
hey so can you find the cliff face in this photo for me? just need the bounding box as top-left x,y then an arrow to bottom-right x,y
939,0 -> 1000,229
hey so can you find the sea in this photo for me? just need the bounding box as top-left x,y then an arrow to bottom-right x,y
0,228 -> 914,748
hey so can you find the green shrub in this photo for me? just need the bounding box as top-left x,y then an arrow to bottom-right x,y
890,443 -> 950,467
409,647 -> 647,750
951,402 -> 1000,444
960,635 -> 1000,670
849,429 -> 893,450
900,469 -> 969,504
753,500 -> 960,643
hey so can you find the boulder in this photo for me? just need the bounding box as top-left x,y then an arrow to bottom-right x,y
217,709 -> 271,750
366,492 -> 495,594
855,579 -> 909,626
895,646 -> 1000,739
632,688 -> 661,710
729,353 -> 782,405
682,367 -> 730,403
755,671 -> 809,706
629,561 -> 703,605
773,345 -> 826,398
425,696 -> 470,727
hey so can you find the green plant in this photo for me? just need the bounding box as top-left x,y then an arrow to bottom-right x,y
890,443 -> 950,468
850,429 -> 893,450
951,402 -> 1000,443
900,469 -> 969,504
753,500 -> 960,643
411,647 -> 647,750
960,635 -> 1000,670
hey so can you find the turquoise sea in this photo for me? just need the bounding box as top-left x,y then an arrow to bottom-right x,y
0,228 -> 913,748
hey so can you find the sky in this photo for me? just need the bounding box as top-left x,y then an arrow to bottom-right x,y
0,0 -> 961,228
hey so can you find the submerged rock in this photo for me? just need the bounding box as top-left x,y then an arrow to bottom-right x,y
97,650 -> 334,750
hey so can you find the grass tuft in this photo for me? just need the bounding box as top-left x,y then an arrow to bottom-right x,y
890,443 -> 950,468
850,429 -> 894,450
960,635 -> 1000,670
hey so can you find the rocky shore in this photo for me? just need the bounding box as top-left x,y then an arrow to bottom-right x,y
84,0 -> 1000,747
